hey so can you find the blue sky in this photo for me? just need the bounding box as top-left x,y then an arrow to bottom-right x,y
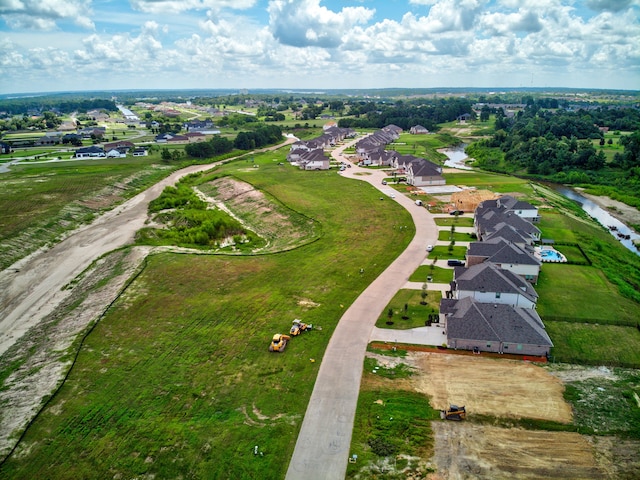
0,0 -> 638,94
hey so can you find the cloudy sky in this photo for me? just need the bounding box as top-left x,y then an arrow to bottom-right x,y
1,0 -> 638,94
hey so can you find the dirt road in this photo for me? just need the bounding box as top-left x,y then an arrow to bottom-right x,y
0,139 -> 296,357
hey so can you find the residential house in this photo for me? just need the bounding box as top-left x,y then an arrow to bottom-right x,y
439,297 -> 553,356
106,148 -> 127,158
35,134 -> 61,146
297,149 -> 330,170
133,147 -> 148,156
409,125 -> 429,134
75,146 -> 106,158
476,195 -> 540,223
475,209 -> 541,243
394,155 -> 445,187
104,141 -> 134,152
450,262 -> 538,309
185,132 -> 207,143
0,142 -> 11,154
466,238 -> 541,283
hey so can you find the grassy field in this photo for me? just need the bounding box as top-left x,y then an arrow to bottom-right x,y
444,171 -> 535,195
0,150 -> 415,479
347,383 -> 438,479
387,133 -> 456,163
0,155 -> 177,270
546,322 -> 640,367
376,289 -> 442,329
536,265 -> 639,325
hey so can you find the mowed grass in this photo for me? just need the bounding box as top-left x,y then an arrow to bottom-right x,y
546,322 -> 640,367
409,265 -> 453,284
536,264 -> 639,325
376,289 -> 442,329
444,171 -> 535,195
433,216 -> 474,227
0,155 -> 415,479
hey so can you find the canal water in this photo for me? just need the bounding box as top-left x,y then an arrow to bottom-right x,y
553,186 -> 640,256
440,146 -> 473,170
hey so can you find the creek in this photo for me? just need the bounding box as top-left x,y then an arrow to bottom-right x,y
552,185 -> 639,256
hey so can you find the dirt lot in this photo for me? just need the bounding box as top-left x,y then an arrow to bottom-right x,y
409,352 -> 573,423
429,422 -> 605,480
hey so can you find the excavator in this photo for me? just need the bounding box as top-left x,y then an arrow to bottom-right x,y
289,319 -> 312,336
441,405 -> 466,421
269,333 -> 291,352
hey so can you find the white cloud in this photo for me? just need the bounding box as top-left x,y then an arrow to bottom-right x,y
0,0 -> 94,30
130,0 -> 257,14
268,0 -> 375,48
585,0 -> 636,12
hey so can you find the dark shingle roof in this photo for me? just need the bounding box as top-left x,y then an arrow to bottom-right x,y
444,297 -> 552,346
454,262 -> 538,302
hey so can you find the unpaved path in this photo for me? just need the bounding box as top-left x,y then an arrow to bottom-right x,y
0,138 -> 295,357
286,140 -> 439,480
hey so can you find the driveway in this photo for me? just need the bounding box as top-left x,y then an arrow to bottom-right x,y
286,139 -> 439,479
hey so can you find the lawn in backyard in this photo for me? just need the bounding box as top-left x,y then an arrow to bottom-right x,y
536,264 -> 639,326
444,171 -> 535,196
376,289 -> 442,329
546,322 -> 640,368
0,150 -> 415,479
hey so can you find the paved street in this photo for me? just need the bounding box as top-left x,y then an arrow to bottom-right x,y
285,140 -> 439,480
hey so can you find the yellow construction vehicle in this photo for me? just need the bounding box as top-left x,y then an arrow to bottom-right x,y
269,334 -> 291,352
441,405 -> 466,421
289,319 -> 312,336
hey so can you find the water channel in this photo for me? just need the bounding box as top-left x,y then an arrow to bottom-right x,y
440,145 -> 473,170
552,186 -> 640,256
438,147 -> 640,256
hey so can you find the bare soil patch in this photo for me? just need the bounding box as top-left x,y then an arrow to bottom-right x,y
409,352 -> 572,423
0,247 -> 150,460
429,422 -> 605,480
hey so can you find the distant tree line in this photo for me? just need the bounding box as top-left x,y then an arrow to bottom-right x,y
185,125 -> 283,158
337,98 -> 474,130
0,98 -> 117,116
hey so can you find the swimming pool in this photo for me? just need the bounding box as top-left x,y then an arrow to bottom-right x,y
538,247 -> 566,263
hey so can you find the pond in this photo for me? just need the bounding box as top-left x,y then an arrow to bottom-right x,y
553,185 -> 640,256
439,145 -> 473,170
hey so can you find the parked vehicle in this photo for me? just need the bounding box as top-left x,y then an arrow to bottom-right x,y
447,259 -> 464,266
426,245 -> 434,252
415,200 -> 423,206
449,210 -> 464,215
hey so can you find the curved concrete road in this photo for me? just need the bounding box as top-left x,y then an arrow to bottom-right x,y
286,141 -> 439,479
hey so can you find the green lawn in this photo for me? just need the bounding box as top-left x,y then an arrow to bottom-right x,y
427,245 -> 467,259
437,230 -> 475,242
347,387 -> 438,478
0,152 -> 415,479
434,216 -> 474,227
444,171 -> 535,195
0,156 -> 178,270
546,322 -> 640,368
409,265 -> 453,284
536,264 -> 639,326
376,289 -> 442,329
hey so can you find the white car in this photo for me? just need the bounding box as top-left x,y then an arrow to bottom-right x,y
390,193 -> 395,198
426,245 -> 434,252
